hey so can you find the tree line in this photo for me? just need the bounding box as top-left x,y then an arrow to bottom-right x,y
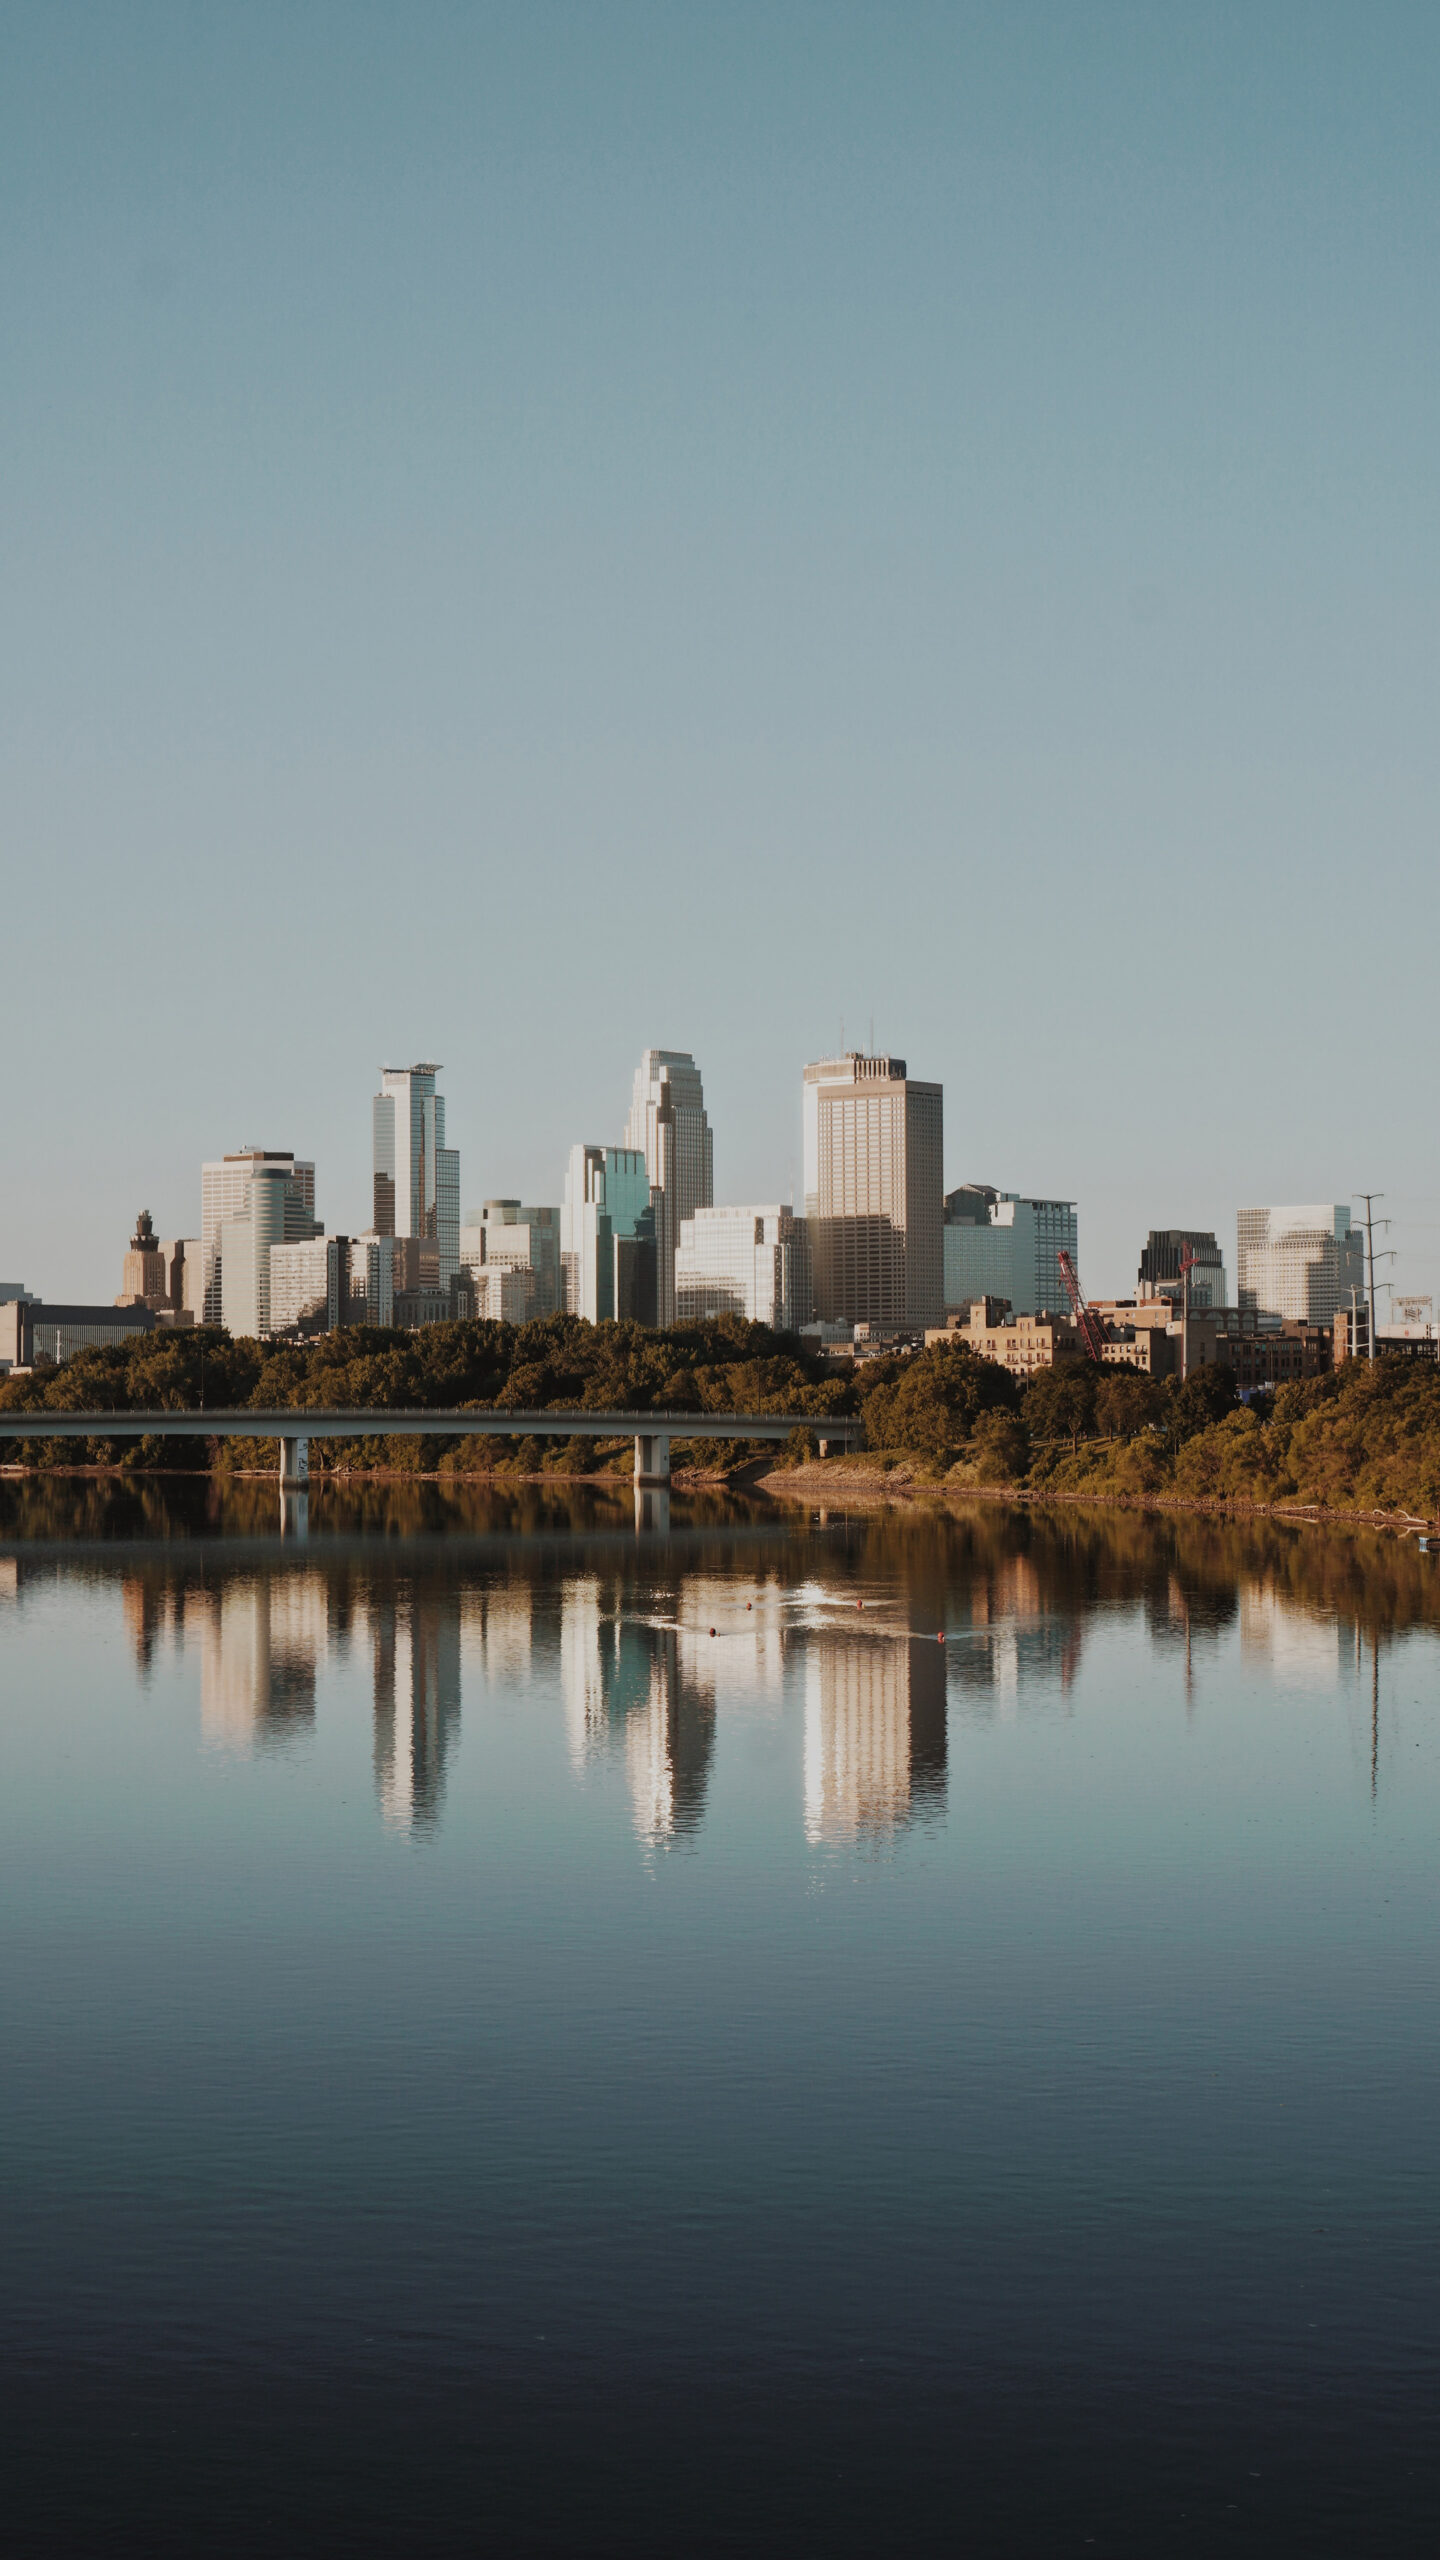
3,1315 -> 1438,1516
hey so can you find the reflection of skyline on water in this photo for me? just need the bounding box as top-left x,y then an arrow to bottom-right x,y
5,1491 -> 1437,1842
8,1500 -> 1440,2555
803,1635 -> 946,1840
200,1577 -> 332,1752
941,1549 -> 1086,1712
372,1590 -> 461,1834
561,1578 -> 719,1844
110,1562 -> 466,1834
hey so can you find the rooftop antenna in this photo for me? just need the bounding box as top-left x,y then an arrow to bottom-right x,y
869,1013 -> 875,1057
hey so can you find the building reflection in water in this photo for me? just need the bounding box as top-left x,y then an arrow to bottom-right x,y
198,1575 -> 332,1753
57,1501 -> 1440,1867
803,1632 -> 946,1841
561,1577 -> 718,1845
942,1548 -> 1085,1718
461,1579 -> 534,1691
1239,1582 -> 1340,1687
114,1560 -> 466,1831
371,1584 -> 462,1834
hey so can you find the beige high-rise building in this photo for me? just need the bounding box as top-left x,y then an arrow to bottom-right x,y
118,1210 -> 168,1308
117,1211 -> 195,1316
803,1053 -> 943,1330
624,1049 -> 713,1327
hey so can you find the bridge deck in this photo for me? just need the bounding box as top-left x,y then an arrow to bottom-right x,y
0,1406 -> 858,1445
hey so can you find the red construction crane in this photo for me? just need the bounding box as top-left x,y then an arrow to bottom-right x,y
1056,1247 -> 1108,1363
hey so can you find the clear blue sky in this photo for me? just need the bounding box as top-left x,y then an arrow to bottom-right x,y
3,2 -> 1437,1304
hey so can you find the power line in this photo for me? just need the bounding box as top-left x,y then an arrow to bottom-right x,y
1354,1193 -> 1396,1360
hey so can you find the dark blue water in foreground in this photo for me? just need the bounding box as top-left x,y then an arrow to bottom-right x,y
1,1479 -> 1437,2555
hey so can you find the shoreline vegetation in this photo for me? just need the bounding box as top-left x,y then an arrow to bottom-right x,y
3,1312 -> 1439,1533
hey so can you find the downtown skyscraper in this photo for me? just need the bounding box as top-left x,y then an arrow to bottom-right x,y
623,1049 -> 714,1327
803,1053 -> 943,1331
200,1149 -> 317,1330
372,1065 -> 460,1287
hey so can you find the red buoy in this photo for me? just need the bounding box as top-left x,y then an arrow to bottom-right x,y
709,1626 -> 716,1637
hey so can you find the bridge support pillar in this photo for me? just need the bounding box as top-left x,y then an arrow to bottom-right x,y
634,1431 -> 670,1488
278,1435 -> 310,1489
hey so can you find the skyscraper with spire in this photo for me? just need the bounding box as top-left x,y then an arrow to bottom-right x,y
623,1049 -> 714,1327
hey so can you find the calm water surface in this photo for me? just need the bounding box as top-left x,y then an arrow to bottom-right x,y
1,1479 -> 1437,2554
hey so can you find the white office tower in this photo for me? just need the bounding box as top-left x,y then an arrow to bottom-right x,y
202,1150 -> 318,1333
675,1207 -> 813,1332
464,1265 -> 532,1321
803,1054 -> 943,1330
268,1237 -> 340,1337
348,1235 -> 394,1326
943,1188 -> 1079,1318
372,1065 -> 460,1286
623,1050 -> 714,1327
268,1234 -> 395,1337
1236,1206 -> 1366,1324
458,1201 -> 562,1320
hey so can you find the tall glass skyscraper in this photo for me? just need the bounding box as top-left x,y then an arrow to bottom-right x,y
623,1050 -> 713,1327
561,1145 -> 656,1324
802,1054 -> 943,1330
943,1188 -> 1080,1319
372,1065 -> 460,1287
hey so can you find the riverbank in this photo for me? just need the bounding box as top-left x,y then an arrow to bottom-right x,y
5,1449 -> 1435,1537
755,1457 -> 1438,1536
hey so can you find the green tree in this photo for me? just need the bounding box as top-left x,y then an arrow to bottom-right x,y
1165,1365 -> 1239,1443
1095,1367 -> 1167,1439
966,1409 -> 1030,1482
1022,1362 -> 1099,1450
859,1342 -> 1019,1461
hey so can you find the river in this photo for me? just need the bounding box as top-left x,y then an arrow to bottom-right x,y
1,1481 -> 1436,2554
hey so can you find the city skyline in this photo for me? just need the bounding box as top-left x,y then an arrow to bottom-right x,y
5,16 -> 1436,2548
5,10 -> 1439,1313
18,1024 -> 1438,1318
3,1035 -> 1427,1348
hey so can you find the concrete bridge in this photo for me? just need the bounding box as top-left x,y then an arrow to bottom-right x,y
0,1406 -> 861,1487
